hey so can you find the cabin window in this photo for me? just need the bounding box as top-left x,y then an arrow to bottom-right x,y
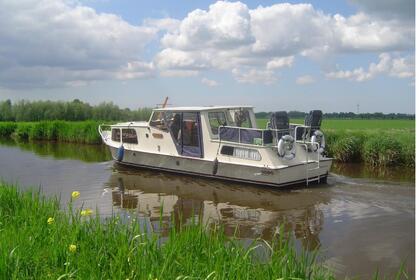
182,112 -> 199,148
208,112 -> 227,135
112,129 -> 121,142
122,129 -> 138,144
220,145 -> 261,161
220,145 -> 234,156
149,111 -> 168,131
229,109 -> 252,128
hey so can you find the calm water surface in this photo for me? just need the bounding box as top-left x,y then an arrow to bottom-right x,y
0,140 -> 414,279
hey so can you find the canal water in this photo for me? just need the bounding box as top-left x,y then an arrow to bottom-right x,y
0,140 -> 414,279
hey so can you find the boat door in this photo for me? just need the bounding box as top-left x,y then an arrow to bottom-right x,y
169,112 -> 203,158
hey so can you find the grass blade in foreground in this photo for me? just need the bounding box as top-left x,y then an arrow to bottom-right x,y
0,184 -> 334,280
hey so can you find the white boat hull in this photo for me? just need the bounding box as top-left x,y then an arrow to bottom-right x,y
108,146 -> 332,188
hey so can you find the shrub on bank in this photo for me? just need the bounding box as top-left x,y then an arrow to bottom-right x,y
325,130 -> 413,167
327,132 -> 365,162
0,122 -> 16,137
0,185 -> 334,279
362,136 -> 403,167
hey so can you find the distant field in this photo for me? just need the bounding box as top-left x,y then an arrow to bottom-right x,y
257,119 -> 415,130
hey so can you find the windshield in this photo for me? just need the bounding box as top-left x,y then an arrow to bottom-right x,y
227,108 -> 253,128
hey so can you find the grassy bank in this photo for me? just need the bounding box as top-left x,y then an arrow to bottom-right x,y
0,121 -> 102,144
325,130 -> 415,167
0,184 -> 334,279
0,119 -> 415,166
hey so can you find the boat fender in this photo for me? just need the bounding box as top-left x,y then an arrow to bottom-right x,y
277,135 -> 296,160
117,145 -> 124,162
212,158 -> 219,175
310,130 -> 325,153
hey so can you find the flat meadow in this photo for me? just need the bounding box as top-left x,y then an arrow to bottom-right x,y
257,118 -> 415,130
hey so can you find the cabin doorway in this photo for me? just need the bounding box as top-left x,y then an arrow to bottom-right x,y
168,112 -> 203,158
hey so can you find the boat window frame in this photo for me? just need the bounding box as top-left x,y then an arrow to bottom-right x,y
122,128 -> 138,144
111,128 -> 121,143
149,111 -> 169,131
220,145 -> 262,161
207,111 -> 230,138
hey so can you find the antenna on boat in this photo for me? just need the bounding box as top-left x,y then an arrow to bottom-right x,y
156,97 -> 171,108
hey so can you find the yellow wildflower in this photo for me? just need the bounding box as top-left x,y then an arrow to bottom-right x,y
47,217 -> 54,225
68,244 -> 77,253
71,191 -> 80,199
81,208 -> 93,217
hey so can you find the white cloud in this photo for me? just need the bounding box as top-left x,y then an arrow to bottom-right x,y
156,1 -> 414,84
0,0 -> 414,88
296,75 -> 315,85
266,56 -> 294,70
116,62 -> 155,80
143,18 -> 181,32
201,78 -> 219,87
232,68 -> 276,84
0,0 -> 157,88
325,53 -> 414,82
161,1 -> 254,50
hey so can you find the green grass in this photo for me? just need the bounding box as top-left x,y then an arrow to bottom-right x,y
327,130 -> 414,167
257,118 -> 415,130
0,121 -> 102,144
0,184 -> 334,279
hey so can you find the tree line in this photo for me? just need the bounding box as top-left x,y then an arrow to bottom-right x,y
0,99 -> 414,122
0,99 -> 152,122
255,111 -> 415,120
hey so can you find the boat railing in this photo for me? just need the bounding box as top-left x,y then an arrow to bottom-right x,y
291,124 -> 312,142
98,124 -> 111,143
218,126 -> 292,146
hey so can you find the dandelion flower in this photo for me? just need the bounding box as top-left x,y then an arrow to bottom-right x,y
81,208 -> 93,217
47,217 -> 54,225
69,244 -> 77,253
71,191 -> 80,199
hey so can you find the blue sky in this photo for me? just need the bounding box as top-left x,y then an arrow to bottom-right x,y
0,0 -> 415,113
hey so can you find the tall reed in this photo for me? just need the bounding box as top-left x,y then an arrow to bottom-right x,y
325,130 -> 414,167
0,121 -> 102,144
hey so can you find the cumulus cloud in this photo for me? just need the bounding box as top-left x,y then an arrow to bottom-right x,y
201,78 -> 219,87
266,56 -> 294,70
325,53 -> 414,82
156,1 -> 414,83
143,18 -> 181,32
0,0 -> 414,88
161,1 -> 254,50
296,75 -> 315,85
232,68 -> 277,84
0,0 -> 157,88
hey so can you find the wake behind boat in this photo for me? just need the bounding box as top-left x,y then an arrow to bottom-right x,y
99,105 -> 332,188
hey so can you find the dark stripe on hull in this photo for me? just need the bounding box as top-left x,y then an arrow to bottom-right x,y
114,160 -> 329,188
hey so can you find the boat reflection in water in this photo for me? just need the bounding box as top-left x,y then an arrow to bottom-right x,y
107,164 -> 332,251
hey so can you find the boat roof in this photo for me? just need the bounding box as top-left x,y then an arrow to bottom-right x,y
152,105 -> 254,112
111,121 -> 148,127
